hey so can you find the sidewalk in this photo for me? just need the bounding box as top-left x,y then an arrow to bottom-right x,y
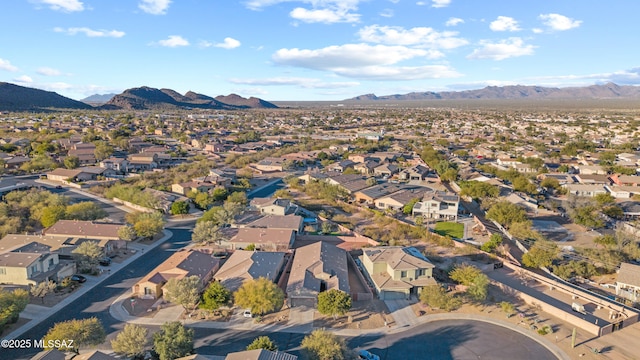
3,230 -> 174,341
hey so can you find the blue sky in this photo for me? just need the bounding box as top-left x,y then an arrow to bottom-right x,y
1,0 -> 639,101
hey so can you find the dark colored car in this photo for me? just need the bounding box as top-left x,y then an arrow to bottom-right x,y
99,257 -> 112,266
70,274 -> 86,283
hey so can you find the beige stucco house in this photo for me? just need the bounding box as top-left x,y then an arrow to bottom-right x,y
361,246 -> 436,300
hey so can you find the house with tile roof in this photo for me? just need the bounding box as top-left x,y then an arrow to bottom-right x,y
132,250 -> 219,299
228,228 -> 296,251
361,246 -> 436,300
286,241 -> 350,307
213,250 -> 287,292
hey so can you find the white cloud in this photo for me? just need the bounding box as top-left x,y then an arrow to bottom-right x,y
490,16 -> 521,32
139,0 -> 171,15
37,67 -> 62,76
389,0 -> 400,3
379,9 -> 394,18
445,17 -> 464,27
0,58 -> 18,72
35,0 -> 84,12
431,0 -> 450,8
155,35 -> 189,47
416,1 -> 427,5
54,27 -> 125,38
467,37 -> 535,60
272,43 -> 461,80
245,0 -> 362,24
532,28 -> 543,34
13,75 -> 33,83
539,13 -> 582,31
273,43 -> 429,69
290,7 -> 360,23
335,64 -> 461,80
215,37 -> 241,49
229,77 -> 360,89
358,25 -> 468,51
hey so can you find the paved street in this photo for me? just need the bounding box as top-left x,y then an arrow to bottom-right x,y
3,228 -> 192,359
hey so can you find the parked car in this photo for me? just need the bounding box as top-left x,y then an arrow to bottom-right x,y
243,310 -> 252,318
358,350 -> 380,360
99,257 -> 112,266
70,274 -> 86,283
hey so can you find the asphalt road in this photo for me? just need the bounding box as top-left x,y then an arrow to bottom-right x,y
5,228 -> 193,360
191,319 -> 559,360
247,178 -> 285,199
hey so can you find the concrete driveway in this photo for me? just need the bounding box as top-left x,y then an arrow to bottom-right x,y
385,299 -> 420,327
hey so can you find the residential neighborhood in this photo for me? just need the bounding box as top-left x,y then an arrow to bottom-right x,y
2,104 -> 640,360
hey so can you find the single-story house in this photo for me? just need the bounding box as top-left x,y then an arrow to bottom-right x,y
245,214 -> 304,234
228,228 -> 296,251
132,250 -> 220,299
213,250 -> 286,292
286,241 -> 350,307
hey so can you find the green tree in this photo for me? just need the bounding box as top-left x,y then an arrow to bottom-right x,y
481,233 -> 503,252
43,317 -> 106,352
40,204 -> 66,227
459,181 -> 500,200
71,241 -> 102,274
0,288 -> 29,332
212,187 -> 229,202
403,198 -> 421,215
570,205 -> 604,229
594,234 -> 617,248
467,273 -> 490,301
200,281 -> 232,311
226,191 -> 248,206
234,277 -> 285,316
594,193 -> 615,207
94,141 -> 114,161
30,280 -> 56,304
522,242 -> 559,269
301,329 -> 352,360
486,201 -> 528,228
419,285 -> 461,311
245,243 -> 256,251
163,275 -> 200,311
170,200 -> 190,215
449,264 -> 483,286
500,301 -> 516,317
153,321 -> 194,360
128,211 -> 166,239
317,289 -> 352,319
118,225 -> 137,241
65,202 -> 108,221
540,177 -> 560,191
64,155 -> 80,169
508,221 -> 544,241
194,191 -> 216,209
246,336 -> 277,351
111,323 -> 149,358
191,221 -> 223,245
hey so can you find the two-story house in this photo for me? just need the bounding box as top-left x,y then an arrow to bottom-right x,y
615,262 -> 640,304
0,243 -> 75,286
361,246 -> 436,300
412,191 -> 460,221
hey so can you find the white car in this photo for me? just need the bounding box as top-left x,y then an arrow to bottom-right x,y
358,350 -> 380,360
243,310 -> 253,318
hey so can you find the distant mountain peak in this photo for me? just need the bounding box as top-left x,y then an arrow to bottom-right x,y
104,87 -> 277,110
345,83 -> 640,101
0,82 -> 93,111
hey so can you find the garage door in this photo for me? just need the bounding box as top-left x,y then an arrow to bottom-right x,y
382,291 -> 407,300
290,297 -> 316,307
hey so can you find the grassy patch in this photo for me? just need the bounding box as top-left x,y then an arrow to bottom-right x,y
434,222 -> 464,239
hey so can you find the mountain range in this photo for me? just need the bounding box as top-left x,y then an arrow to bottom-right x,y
0,82 -> 278,111
346,83 -> 640,101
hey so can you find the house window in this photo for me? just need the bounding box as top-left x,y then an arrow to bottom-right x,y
416,269 -> 425,277
0,268 -> 6,275
49,258 -> 54,267
400,271 -> 407,278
